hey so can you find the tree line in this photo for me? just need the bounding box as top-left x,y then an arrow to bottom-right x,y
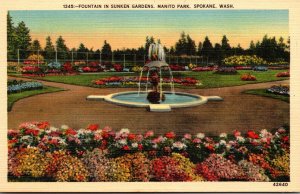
7,12 -> 290,63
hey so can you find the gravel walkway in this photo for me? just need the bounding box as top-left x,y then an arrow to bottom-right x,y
8,77 -> 289,136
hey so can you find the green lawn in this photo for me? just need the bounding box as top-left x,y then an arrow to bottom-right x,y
9,70 -> 288,89
8,86 -> 65,111
243,88 -> 289,103
177,70 -> 288,88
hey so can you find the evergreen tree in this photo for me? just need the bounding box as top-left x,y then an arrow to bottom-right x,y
30,39 -> 42,51
55,36 -> 69,60
7,12 -> 17,59
15,21 -> 31,59
175,32 -> 187,55
44,36 -> 55,60
77,43 -> 88,59
101,40 -> 112,60
214,43 -> 222,64
201,36 -> 213,59
221,35 -> 231,57
197,42 -> 203,56
186,34 -> 196,55
248,40 -> 256,55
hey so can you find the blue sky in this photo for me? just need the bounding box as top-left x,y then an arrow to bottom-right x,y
10,10 -> 289,49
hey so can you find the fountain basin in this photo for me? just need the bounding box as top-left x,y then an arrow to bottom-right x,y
87,91 -> 223,112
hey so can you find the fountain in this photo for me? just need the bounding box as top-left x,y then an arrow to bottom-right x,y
87,43 -> 222,112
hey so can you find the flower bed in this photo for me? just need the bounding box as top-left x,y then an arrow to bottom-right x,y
192,66 -> 215,72
223,55 -> 267,66
92,76 -> 200,87
8,122 -> 289,182
267,85 -> 289,96
215,67 -> 237,74
7,80 -> 43,94
241,73 -> 257,81
169,64 -> 186,71
276,71 -> 290,77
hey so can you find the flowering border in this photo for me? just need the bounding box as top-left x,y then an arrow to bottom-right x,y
8,122 -> 289,182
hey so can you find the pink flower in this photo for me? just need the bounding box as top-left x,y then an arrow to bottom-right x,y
152,136 -> 164,143
184,133 -> 192,140
136,134 -> 144,142
278,127 -> 286,134
192,138 -> 201,144
144,130 -> 154,138
94,134 -> 102,141
233,130 -> 241,137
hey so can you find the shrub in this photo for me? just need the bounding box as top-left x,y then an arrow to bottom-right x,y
25,54 -> 45,65
241,73 -> 256,81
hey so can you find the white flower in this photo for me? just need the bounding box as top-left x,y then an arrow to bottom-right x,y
118,139 -> 127,145
172,141 -> 187,150
219,140 -> 226,145
226,144 -> 232,150
120,128 -> 130,134
196,132 -> 205,139
219,133 -> 227,139
131,142 -> 138,148
61,125 -> 69,130
152,144 -> 158,149
236,136 -> 245,143
77,128 -> 91,136
94,129 -> 103,134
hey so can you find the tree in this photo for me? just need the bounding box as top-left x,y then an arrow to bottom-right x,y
186,34 -> 196,55
77,43 -> 88,59
197,42 -> 202,56
175,32 -> 187,55
7,12 -> 17,59
44,36 -> 55,60
101,40 -> 112,61
145,36 -> 155,54
15,21 -> 31,59
248,40 -> 256,55
201,36 -> 213,60
55,36 -> 69,60
213,43 -> 222,64
221,35 -> 231,58
30,39 -> 42,51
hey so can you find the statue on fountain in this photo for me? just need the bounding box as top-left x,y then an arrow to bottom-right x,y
147,69 -> 165,103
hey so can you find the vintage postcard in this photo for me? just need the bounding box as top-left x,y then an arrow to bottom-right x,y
0,0 -> 300,192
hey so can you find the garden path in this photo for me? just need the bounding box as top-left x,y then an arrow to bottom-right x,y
8,76 -> 289,136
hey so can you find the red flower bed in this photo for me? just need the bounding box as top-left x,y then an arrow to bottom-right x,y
235,66 -> 252,70
192,66 -> 214,71
169,64 -> 185,71
113,64 -> 123,72
241,74 -> 256,81
276,71 -> 290,77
